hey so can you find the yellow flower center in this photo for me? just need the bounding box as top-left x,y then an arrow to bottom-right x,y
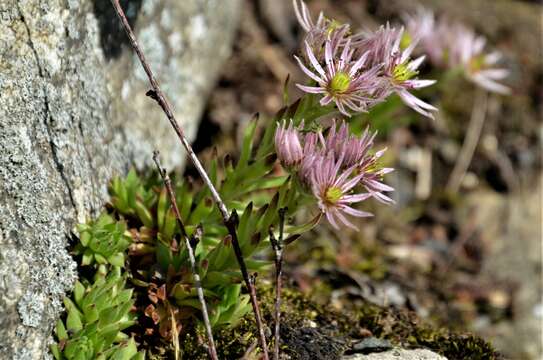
468,55 -> 485,74
400,32 -> 412,50
393,62 -> 418,83
324,186 -> 343,204
329,72 -> 351,94
326,19 -> 344,36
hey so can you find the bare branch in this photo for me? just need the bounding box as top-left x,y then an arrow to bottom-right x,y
109,2 -> 268,357
269,208 -> 287,360
153,151 -> 218,360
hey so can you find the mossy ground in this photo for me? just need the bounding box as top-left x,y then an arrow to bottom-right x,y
178,284 -> 501,360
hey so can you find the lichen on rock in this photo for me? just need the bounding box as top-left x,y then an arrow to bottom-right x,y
0,0 -> 241,358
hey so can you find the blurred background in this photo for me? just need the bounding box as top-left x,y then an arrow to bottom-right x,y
188,0 -> 542,359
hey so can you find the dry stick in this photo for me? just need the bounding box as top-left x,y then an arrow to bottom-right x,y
446,89 -> 488,193
109,2 -> 269,358
269,208 -> 286,360
153,152 -> 219,360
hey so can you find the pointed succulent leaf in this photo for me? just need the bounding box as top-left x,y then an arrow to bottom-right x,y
134,201 -> 154,228
56,319 -> 68,341
64,298 -> 83,332
50,343 -> 62,360
157,188 -> 168,231
73,280 -> 86,308
160,208 -> 177,241
107,253 -> 125,268
202,271 -> 241,288
81,249 -> 94,266
156,241 -> 173,271
238,116 -> 259,172
188,197 -> 214,225
110,338 -> 138,360
83,303 -> 99,324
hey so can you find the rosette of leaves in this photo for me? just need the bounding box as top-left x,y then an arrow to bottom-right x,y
109,169 -> 161,229
51,268 -> 144,360
74,213 -> 132,268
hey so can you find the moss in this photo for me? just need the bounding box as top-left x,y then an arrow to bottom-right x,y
179,284 -> 501,359
178,284 -> 350,359
351,298 -> 502,360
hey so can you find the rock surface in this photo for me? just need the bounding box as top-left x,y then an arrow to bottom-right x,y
0,0 -> 240,358
343,348 -> 447,360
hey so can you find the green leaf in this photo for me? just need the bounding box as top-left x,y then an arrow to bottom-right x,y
83,303 -> 99,324
156,241 -> 173,271
133,351 -> 146,360
73,281 -> 85,307
81,249 -> 94,266
56,319 -> 68,341
79,230 -> 91,247
157,188 -> 168,232
94,253 -> 107,265
64,298 -> 83,332
110,338 -> 138,360
50,343 -> 62,360
285,213 -> 322,240
134,201 -> 154,228
202,271 -> 241,288
238,116 -> 259,172
107,253 -> 125,268
188,197 -> 213,225
176,181 -> 192,220
161,208 -> 177,241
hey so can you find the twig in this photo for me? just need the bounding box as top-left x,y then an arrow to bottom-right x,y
153,152 -> 218,360
241,340 -> 259,360
169,305 -> 181,360
446,90 -> 488,193
269,208 -> 286,360
110,2 -> 269,357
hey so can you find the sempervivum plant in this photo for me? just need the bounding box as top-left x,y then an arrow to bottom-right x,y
74,213 -> 132,268
51,268 -> 142,360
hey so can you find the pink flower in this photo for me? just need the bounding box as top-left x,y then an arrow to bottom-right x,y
403,9 -> 510,94
275,120 -> 304,167
280,120 -> 395,229
295,37 -> 384,117
292,0 -> 325,33
356,148 -> 395,205
310,153 -> 373,230
403,9 -> 448,67
292,0 -> 351,56
324,120 -> 394,204
362,25 -> 438,119
324,120 -> 376,167
451,25 -> 511,94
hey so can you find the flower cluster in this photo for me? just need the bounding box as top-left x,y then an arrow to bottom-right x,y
403,9 -> 511,94
275,120 -> 394,230
293,0 -> 437,119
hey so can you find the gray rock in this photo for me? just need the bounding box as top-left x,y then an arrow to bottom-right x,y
0,0 -> 240,358
350,337 -> 393,354
343,348 -> 447,360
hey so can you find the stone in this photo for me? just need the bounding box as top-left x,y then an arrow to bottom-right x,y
0,0 -> 240,358
349,337 -> 393,354
343,348 -> 447,360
